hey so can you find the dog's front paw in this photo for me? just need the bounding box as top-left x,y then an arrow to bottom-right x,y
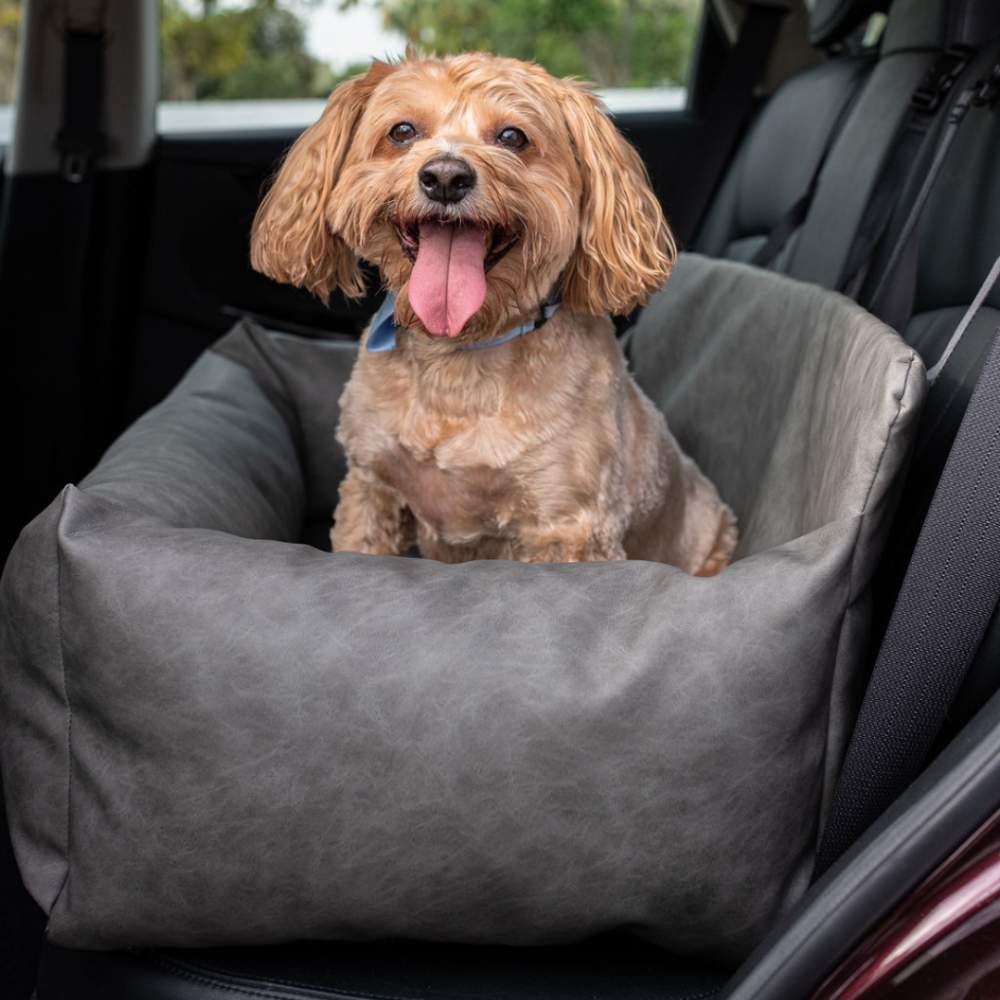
693,506 -> 738,577
515,525 -> 626,564
330,468 -> 414,556
329,531 -> 402,556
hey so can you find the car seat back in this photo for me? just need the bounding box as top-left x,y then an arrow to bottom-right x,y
695,0 -> 883,265
784,0 -> 1000,289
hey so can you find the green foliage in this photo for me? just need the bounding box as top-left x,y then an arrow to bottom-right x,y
159,0 -> 699,99
370,0 -> 700,86
0,0 -> 699,106
0,0 -> 21,103
161,0 -> 335,100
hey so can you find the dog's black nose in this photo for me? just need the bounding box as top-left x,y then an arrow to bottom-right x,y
419,156 -> 476,204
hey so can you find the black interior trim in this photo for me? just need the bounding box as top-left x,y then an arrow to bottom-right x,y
725,685 -> 1000,998
37,937 -> 732,1000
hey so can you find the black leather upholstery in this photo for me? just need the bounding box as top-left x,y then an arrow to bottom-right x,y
881,0 -> 1000,54
36,939 -> 730,1000
787,0 -> 1000,291
779,0 -> 1000,292
703,0 -> 1000,284
694,53 -> 873,263
783,45 -> 941,290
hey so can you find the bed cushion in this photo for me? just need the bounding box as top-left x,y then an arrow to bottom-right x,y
0,254 -> 924,960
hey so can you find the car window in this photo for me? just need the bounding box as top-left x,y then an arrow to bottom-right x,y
157,0 -> 703,134
0,0 -> 19,149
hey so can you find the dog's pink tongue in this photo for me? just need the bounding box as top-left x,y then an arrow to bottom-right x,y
409,223 -> 487,337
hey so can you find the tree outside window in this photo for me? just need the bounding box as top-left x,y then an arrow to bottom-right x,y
0,0 -> 701,106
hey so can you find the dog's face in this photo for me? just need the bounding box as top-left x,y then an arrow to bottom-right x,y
251,53 -> 675,340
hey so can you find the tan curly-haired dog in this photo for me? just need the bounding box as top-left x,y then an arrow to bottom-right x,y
251,52 -> 737,572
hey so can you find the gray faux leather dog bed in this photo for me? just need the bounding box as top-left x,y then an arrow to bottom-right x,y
0,254 -> 924,960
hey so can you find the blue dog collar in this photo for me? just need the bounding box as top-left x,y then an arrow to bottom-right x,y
366,292 -> 560,353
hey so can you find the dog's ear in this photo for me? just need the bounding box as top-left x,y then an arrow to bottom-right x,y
557,81 -> 675,315
251,61 -> 395,300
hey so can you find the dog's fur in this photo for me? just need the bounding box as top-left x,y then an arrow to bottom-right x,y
251,52 -> 737,571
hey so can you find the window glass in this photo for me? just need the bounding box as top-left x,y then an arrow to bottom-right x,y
0,0 -> 20,147
158,0 -> 701,132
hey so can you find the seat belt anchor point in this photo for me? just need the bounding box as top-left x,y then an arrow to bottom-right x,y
54,130 -> 109,184
911,45 -> 973,114
972,63 -> 1000,109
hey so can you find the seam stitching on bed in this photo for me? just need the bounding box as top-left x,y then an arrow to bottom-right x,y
814,349 -> 918,855
859,351 -> 917,514
816,593 -> 859,848
851,350 -> 917,602
53,490 -> 151,540
49,487 -> 75,923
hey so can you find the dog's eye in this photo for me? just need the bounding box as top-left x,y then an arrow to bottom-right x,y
496,126 -> 529,151
388,122 -> 418,145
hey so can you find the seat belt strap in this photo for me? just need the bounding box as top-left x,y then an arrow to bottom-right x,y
816,259 -> 1000,874
687,1 -> 788,241
51,12 -> 108,319
862,58 -> 1000,327
839,46 -> 976,299
54,27 -> 109,183
46,10 -> 109,484
927,255 -> 1000,384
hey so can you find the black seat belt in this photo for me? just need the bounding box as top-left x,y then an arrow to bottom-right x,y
865,59 -> 1000,329
838,45 -> 978,299
54,18 -> 109,285
686,0 -> 789,241
49,14 -> 109,474
816,255 -> 1000,874
55,26 -> 109,184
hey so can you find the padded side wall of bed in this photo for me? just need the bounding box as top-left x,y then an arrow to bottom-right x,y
0,255 -> 924,960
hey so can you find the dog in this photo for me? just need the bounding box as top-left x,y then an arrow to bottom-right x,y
251,52 -> 737,572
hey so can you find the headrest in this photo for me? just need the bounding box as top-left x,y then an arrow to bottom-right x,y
808,0 -> 887,47
882,0 -> 1000,55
